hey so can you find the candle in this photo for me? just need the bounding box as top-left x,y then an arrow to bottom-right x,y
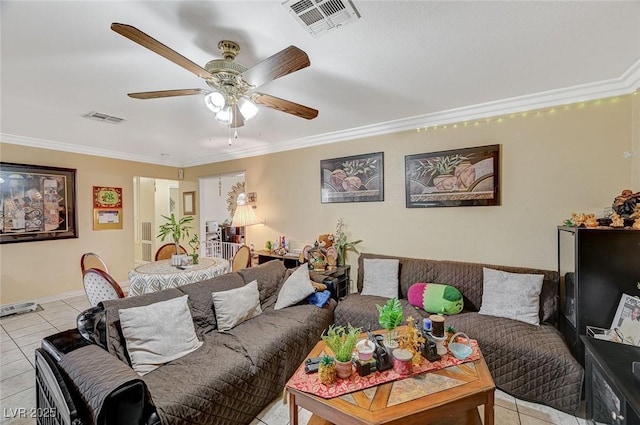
423,318 -> 432,332
430,315 -> 445,337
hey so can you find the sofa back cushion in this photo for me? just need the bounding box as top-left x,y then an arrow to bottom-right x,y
100,288 -> 183,364
237,260 -> 286,309
357,253 -> 559,324
177,272 -> 246,335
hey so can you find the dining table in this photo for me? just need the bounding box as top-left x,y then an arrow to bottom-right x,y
127,257 -> 230,296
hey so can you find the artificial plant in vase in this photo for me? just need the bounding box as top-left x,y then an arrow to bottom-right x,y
377,298 -> 404,348
321,324 -> 362,379
334,218 -> 362,267
158,214 -> 194,264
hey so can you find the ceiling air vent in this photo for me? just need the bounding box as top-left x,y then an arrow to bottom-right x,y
282,0 -> 360,37
82,111 -> 125,124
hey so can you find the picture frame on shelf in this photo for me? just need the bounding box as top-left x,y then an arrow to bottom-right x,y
405,144 -> 500,208
320,152 -> 384,204
0,162 -> 78,243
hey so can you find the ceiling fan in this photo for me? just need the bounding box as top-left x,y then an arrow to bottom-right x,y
111,23 -> 318,128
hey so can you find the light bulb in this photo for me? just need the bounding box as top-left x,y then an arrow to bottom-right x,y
204,91 -> 225,113
216,105 -> 232,124
238,97 -> 259,121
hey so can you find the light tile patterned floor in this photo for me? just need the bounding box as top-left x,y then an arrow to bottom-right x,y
1,296 -> 585,424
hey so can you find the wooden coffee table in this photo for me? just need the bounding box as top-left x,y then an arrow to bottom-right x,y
287,337 -> 495,425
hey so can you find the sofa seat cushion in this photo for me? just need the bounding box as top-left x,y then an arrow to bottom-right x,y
142,332 -> 262,425
445,312 -> 583,413
334,294 -> 419,330
226,301 -> 336,382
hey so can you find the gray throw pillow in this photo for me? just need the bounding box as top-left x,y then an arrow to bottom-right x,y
212,280 -> 262,331
119,295 -> 203,375
361,258 -> 399,299
274,266 -> 316,310
478,267 -> 544,326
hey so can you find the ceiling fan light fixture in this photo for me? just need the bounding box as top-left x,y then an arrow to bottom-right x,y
204,91 -> 225,113
238,96 -> 259,121
216,105 -> 232,124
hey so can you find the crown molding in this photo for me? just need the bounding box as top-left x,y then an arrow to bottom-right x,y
0,133 -> 182,167
3,58 -> 639,168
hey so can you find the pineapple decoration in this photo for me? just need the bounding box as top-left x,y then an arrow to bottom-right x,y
444,325 -> 457,348
398,316 -> 425,365
318,355 -> 337,385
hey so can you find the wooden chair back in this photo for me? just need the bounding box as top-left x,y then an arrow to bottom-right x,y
82,268 -> 125,307
80,252 -> 109,274
232,245 -> 252,271
155,243 -> 187,261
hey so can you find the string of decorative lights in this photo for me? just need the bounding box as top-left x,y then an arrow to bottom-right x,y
416,89 -> 639,133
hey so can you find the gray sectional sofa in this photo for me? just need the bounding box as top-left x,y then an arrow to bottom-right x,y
334,252 -> 584,414
36,260 -> 335,425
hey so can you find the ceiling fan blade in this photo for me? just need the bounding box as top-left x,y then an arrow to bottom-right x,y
240,46 -> 310,88
231,104 -> 244,128
128,89 -> 204,99
253,93 -> 318,120
111,23 -> 213,80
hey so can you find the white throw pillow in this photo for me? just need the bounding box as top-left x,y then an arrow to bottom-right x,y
274,266 -> 316,310
478,267 -> 544,326
361,258 -> 399,299
212,280 -> 262,331
119,295 -> 203,375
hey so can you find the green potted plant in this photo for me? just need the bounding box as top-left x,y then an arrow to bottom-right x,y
158,213 -> 194,265
188,233 -> 200,265
334,218 -> 362,267
321,324 -> 362,379
377,298 -> 404,348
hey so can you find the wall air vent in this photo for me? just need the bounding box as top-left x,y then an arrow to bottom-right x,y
82,111 -> 125,124
282,0 -> 360,37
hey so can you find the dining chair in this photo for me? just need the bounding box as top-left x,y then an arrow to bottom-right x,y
154,243 -> 187,261
82,268 -> 125,307
231,245 -> 252,271
80,252 -> 109,274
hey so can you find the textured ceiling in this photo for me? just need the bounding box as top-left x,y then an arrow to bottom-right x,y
1,1 -> 639,166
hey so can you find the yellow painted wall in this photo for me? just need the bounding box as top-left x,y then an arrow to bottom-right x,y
186,97 -> 634,280
0,95 -> 635,304
0,144 -> 177,304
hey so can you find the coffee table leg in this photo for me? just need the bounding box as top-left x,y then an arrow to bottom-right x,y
289,392 -> 298,425
485,391 -> 494,425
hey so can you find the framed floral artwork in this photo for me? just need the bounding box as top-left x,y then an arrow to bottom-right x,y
405,145 -> 500,208
321,152 -> 384,203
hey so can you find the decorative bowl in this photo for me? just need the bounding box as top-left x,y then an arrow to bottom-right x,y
448,332 -> 473,360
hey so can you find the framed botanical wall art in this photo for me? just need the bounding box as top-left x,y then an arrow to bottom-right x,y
0,162 -> 78,243
405,145 -> 500,208
321,152 -> 384,203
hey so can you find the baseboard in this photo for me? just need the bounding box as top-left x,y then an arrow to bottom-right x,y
3,281 -> 131,308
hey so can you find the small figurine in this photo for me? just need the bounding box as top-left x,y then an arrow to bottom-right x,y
611,212 -> 625,228
397,316 -> 426,365
584,214 -> 599,228
571,212 -> 586,226
631,205 -> 640,230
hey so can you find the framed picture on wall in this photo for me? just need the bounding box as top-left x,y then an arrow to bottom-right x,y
183,191 -> 196,215
0,162 -> 78,243
405,144 -> 500,208
321,152 -> 384,203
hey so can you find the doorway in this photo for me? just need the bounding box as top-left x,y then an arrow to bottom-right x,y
133,177 -> 180,264
198,172 -> 245,259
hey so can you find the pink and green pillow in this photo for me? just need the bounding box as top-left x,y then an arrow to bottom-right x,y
407,282 -> 464,315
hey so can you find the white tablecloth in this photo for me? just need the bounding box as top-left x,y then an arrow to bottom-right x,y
128,257 -> 230,296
